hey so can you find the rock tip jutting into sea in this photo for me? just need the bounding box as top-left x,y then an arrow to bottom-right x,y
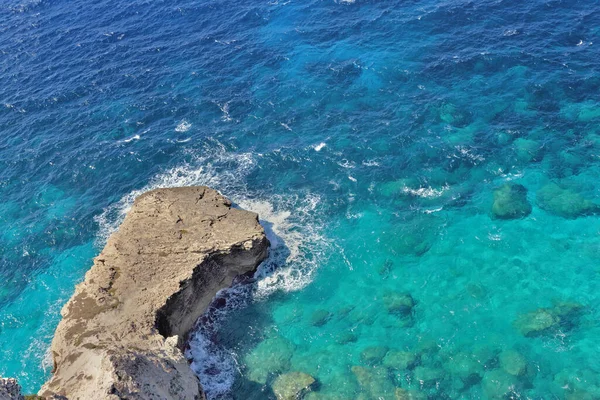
21,186 -> 268,400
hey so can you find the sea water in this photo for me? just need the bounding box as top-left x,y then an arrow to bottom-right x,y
1,0 -> 600,398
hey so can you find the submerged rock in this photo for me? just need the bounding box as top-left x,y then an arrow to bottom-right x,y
246,335 -> 296,384
554,301 -> 585,319
412,366 -> 444,387
377,259 -> 394,278
439,102 -> 470,127
554,368 -> 600,400
352,365 -> 375,388
361,346 -> 389,365
393,229 -> 433,256
444,352 -> 483,382
513,138 -> 543,163
395,387 -> 427,400
39,187 -> 269,399
310,309 -> 333,327
348,306 -> 378,326
304,392 -> 343,400
482,369 -> 519,399
536,183 -> 599,219
336,331 -> 358,345
272,372 -> 315,400
351,366 -> 396,399
383,293 -> 415,317
383,351 -> 418,370
387,214 -> 439,257
337,305 -> 354,317
514,308 -> 559,337
499,350 -> 527,376
0,378 -> 23,400
491,183 -> 532,220
311,370 -> 359,399
553,301 -> 585,332
514,301 -> 584,337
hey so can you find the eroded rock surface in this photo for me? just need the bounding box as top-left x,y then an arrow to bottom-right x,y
0,378 -> 23,400
39,186 -> 269,400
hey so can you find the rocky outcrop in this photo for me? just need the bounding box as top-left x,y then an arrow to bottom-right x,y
0,378 -> 23,400
536,183 -> 599,219
39,186 -> 269,399
491,183 -> 532,220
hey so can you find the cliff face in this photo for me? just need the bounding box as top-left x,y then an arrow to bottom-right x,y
39,186 -> 269,400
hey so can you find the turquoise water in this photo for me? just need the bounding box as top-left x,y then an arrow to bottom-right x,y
1,0 -> 600,398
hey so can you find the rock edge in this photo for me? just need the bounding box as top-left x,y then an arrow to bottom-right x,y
37,186 -> 269,399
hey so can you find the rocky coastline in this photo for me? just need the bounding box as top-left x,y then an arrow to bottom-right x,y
2,186 -> 269,400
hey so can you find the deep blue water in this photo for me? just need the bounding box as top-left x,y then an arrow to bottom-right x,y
2,0 -> 600,398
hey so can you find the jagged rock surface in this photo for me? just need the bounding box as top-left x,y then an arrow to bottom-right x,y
0,378 -> 23,400
39,186 -> 269,400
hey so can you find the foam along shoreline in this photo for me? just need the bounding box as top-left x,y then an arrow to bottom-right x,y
34,186 -> 269,399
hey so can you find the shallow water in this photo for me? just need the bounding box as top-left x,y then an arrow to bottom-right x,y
1,0 -> 600,398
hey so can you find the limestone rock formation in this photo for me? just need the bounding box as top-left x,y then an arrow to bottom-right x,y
0,378 -> 23,400
39,186 -> 269,399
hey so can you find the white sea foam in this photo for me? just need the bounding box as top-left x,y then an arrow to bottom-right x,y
402,185 -> 448,198
362,159 -> 380,166
217,102 -> 232,122
94,143 -> 330,399
175,120 -> 192,132
338,159 -> 356,169
95,146 -> 257,244
214,39 -> 238,45
186,330 -> 237,397
313,142 -> 326,151
247,193 -> 328,298
122,134 -> 140,143
454,145 -> 485,163
185,192 -> 329,397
